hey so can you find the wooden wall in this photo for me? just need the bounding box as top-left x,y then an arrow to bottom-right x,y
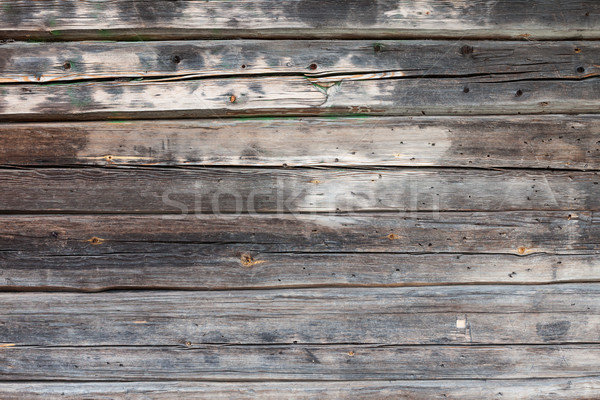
0,0 -> 599,398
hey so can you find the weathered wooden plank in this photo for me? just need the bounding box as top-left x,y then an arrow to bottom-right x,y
1,116 -> 599,169
1,212 -> 596,256
1,76 -> 599,121
0,1 -> 598,40
1,40 -> 597,83
1,285 -> 598,346
0,168 -> 598,213
1,344 -> 599,380
3,252 -> 599,290
3,378 -> 600,400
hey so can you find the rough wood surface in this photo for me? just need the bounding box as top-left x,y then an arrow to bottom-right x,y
3,251 -> 599,291
1,116 -> 599,169
0,168 -> 598,213
1,344 -> 599,381
2,379 -> 600,400
1,40 -> 597,83
0,285 -> 598,346
1,75 -> 599,121
1,212 -> 595,256
2,0 -> 599,390
0,1 -> 598,40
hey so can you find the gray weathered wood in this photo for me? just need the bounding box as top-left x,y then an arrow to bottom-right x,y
0,285 -> 598,346
2,379 -> 599,399
1,116 -> 599,169
0,168 -> 598,213
3,252 -> 598,291
1,40 -> 597,83
0,1 -> 598,40
1,0 -> 598,390
1,344 -> 599,380
1,212 -> 595,256
1,75 -> 599,121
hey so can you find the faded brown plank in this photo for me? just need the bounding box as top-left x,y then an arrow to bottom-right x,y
3,252 -> 598,291
0,1 -> 598,40
1,212 -> 595,257
0,168 -> 598,213
1,76 -> 599,121
1,285 -> 598,346
1,40 -> 597,83
1,116 -> 599,169
1,344 -> 599,380
2,379 -> 600,399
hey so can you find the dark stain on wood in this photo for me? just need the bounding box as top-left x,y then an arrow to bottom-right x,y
0,126 -> 88,165
293,0 -> 380,27
0,46 -> 13,73
536,321 -> 572,341
116,0 -> 187,23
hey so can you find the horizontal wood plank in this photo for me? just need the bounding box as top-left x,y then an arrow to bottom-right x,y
1,285 -> 599,346
1,75 -> 599,121
1,212 -> 595,256
0,1 -> 598,40
3,211 -> 593,296
1,40 -> 597,84
1,116 -> 600,169
3,378 -> 600,399
3,252 -> 599,290
1,344 -> 599,380
0,168 -> 598,213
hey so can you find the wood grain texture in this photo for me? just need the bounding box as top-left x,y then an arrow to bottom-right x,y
1,0 -> 598,389
0,168 -> 598,213
3,252 -> 599,291
1,40 -> 597,83
3,379 -> 600,400
1,212 -> 595,256
1,344 -> 599,381
1,285 -> 598,346
1,75 -> 599,121
1,116 -> 599,169
0,0 -> 598,40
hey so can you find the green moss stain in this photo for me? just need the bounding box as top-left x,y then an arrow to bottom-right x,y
309,80 -> 328,94
373,42 -> 385,53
